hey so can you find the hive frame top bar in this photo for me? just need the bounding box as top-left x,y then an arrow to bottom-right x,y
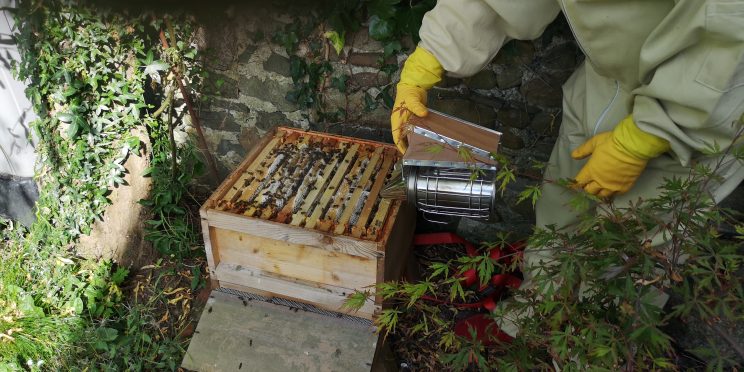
205,126 -> 402,242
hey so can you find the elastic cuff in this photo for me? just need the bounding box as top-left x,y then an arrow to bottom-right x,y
399,46 -> 444,90
613,115 -> 670,160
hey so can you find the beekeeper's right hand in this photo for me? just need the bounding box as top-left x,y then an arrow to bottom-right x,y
391,46 -> 444,154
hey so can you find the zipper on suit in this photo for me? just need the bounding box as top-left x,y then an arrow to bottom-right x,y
593,81 -> 620,135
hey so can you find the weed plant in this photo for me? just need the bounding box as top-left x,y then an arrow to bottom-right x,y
347,123 -> 744,370
1,1 -> 204,370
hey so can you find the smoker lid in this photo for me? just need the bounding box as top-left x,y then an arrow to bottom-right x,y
403,110 -> 502,169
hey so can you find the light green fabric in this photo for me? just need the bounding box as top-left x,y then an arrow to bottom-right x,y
420,0 -> 744,166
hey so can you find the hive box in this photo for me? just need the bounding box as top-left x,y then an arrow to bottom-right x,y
199,127 -> 415,319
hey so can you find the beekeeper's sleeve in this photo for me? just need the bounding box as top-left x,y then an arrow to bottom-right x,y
419,0 -> 560,78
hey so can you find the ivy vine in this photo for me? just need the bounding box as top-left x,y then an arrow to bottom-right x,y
274,0 -> 435,124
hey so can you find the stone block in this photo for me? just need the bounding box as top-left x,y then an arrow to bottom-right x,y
255,111 -> 289,131
520,78 -> 562,108
470,95 -> 505,110
531,141 -> 556,162
210,100 -> 251,117
497,65 -> 523,89
543,42 -> 580,71
76,128 -> 156,268
435,75 -> 462,88
347,52 -> 392,67
217,139 -> 246,157
350,72 -> 390,90
239,127 -> 261,151
531,111 -> 561,136
466,69 -> 499,90
429,98 -> 497,128
500,129 -> 525,150
206,73 -> 239,99
263,52 -> 291,77
497,107 -> 530,129
350,26 -> 384,52
238,45 -> 258,64
201,110 -> 241,132
239,76 -> 297,111
493,40 -> 535,66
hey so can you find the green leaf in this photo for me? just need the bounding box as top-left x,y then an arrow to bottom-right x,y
495,166 -> 516,194
111,267 -> 129,284
144,60 -> 169,75
323,30 -> 345,56
342,290 -> 370,311
517,185 -> 542,207
71,296 -> 84,314
96,327 -> 119,342
67,120 -> 80,138
289,56 -> 306,83
57,112 -> 75,123
383,40 -> 402,57
457,146 -> 474,162
368,15 -> 394,41
424,143 -> 445,154
364,92 -> 378,111
331,74 -> 349,93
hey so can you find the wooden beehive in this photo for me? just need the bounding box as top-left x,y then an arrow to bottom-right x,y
199,126 -> 414,319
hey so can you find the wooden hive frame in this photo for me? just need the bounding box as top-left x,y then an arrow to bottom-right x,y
200,127 -> 415,319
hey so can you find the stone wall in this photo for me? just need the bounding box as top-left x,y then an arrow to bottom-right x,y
193,3 -> 398,176
192,3 -> 582,239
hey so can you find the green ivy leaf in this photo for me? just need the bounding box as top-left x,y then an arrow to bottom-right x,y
368,15 -> 394,41
363,92 -> 378,112
383,40 -> 402,57
57,112 -> 75,123
367,0 -> 401,19
331,74 -> 349,93
143,60 -> 169,75
67,120 -> 80,138
323,30 -> 345,56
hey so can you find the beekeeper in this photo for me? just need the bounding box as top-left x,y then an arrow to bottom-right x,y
391,1 -> 744,335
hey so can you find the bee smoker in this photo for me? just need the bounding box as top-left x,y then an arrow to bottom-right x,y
396,110 -> 502,223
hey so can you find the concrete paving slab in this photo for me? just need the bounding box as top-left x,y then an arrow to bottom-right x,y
182,290 -> 378,372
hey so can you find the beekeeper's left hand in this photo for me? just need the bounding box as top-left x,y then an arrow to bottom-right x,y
571,116 -> 670,198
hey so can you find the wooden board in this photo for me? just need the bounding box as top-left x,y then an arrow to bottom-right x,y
206,209 -> 380,259
215,264 -> 379,318
214,228 -> 377,290
181,290 -> 378,372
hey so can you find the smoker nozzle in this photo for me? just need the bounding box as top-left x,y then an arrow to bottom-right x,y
380,161 -> 406,201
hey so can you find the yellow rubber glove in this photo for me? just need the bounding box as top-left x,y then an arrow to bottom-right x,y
571,116 -> 670,198
391,46 -> 444,153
